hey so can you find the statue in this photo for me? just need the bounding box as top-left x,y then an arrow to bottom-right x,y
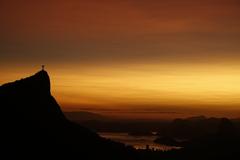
42,65 -> 45,71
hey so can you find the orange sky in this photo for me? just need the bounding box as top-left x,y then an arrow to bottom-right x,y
1,0 -> 240,119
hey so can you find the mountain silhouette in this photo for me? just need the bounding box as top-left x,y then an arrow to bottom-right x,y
162,116 -> 221,139
0,70 -> 135,159
180,118 -> 240,160
217,118 -> 238,136
1,70 -> 66,125
64,111 -> 111,122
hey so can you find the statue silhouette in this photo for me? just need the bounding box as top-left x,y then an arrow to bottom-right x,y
42,65 -> 45,71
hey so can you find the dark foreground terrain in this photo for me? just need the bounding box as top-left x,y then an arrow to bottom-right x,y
1,70 -> 240,160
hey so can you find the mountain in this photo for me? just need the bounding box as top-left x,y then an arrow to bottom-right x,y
185,115 -> 206,121
0,70 -> 135,159
217,118 -> 238,136
1,70 -> 66,126
161,116 -> 221,139
181,118 -> 240,160
64,111 -> 110,122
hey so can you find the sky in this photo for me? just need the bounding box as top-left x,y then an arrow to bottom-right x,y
1,0 -> 240,119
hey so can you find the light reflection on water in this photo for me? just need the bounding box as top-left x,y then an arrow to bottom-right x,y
99,132 -> 181,151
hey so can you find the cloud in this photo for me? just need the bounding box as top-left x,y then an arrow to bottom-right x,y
0,0 -> 240,65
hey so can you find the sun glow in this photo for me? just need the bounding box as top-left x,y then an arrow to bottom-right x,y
46,63 -> 240,113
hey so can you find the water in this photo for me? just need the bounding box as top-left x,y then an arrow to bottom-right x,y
99,132 -> 181,151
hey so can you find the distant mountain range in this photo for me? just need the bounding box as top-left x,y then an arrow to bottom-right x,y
161,115 -> 240,139
64,111 -> 110,122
